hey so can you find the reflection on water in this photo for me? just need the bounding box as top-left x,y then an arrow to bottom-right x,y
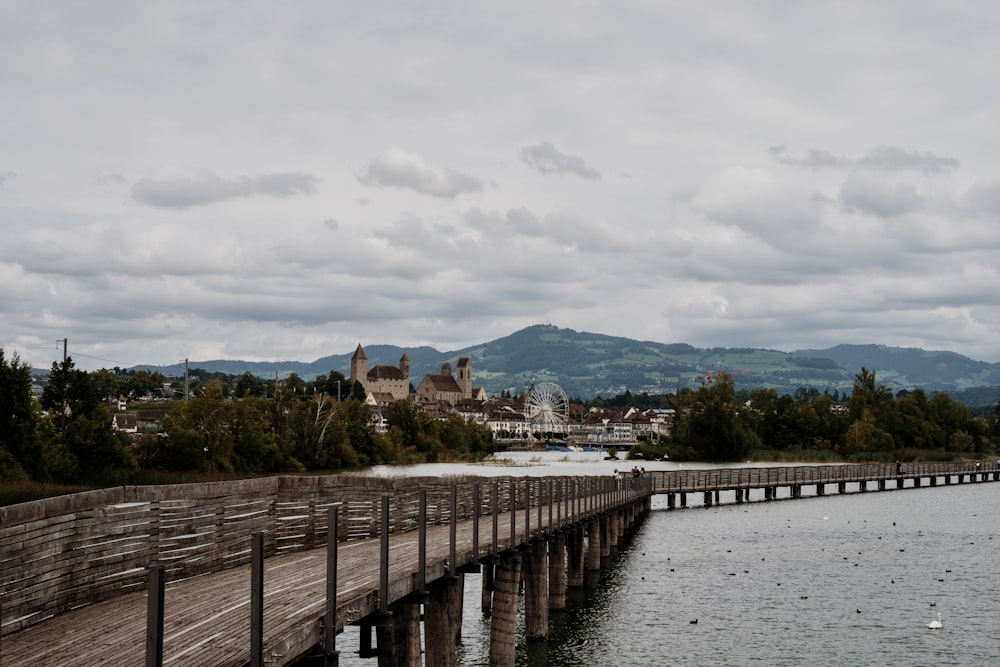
333,453 -> 1000,666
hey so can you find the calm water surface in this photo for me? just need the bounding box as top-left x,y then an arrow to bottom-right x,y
335,452 -> 999,666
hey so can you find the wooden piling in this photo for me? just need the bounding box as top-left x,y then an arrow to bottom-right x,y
566,525 -> 585,587
425,578 -> 457,667
488,553 -> 522,667
392,603 -> 421,667
587,519 -> 601,570
523,540 -> 548,641
548,535 -> 567,610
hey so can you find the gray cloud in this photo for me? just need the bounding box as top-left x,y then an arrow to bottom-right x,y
519,142 -> 601,180
768,146 -> 849,169
0,171 -> 16,186
97,172 -> 128,185
357,150 -> 482,198
839,172 -> 923,218
858,145 -> 960,172
131,165 -> 319,209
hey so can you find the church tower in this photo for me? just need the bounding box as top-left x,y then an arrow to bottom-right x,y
457,357 -> 472,399
350,344 -> 368,392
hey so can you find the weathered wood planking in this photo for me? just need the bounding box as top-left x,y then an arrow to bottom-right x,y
1,473 -> 629,638
2,479 -> 637,667
647,460 -> 999,494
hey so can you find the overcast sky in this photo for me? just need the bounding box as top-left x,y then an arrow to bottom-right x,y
3,1 -> 1000,372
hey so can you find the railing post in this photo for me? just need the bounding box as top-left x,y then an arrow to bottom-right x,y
325,503 -> 341,665
379,495 -> 390,616
145,565 -> 165,667
492,481 -> 499,557
449,483 -> 458,576
472,483 -> 480,563
251,532 -> 264,667
418,489 -> 428,593
525,479 -> 531,542
510,481 -> 517,547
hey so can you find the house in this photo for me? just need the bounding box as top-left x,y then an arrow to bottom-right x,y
414,357 -> 483,404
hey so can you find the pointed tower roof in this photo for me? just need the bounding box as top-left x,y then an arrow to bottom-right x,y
352,343 -> 367,360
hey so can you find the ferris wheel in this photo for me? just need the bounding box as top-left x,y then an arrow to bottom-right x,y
525,381 -> 570,433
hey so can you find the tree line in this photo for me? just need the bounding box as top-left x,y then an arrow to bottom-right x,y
635,368 -> 1000,462
0,350 -> 493,486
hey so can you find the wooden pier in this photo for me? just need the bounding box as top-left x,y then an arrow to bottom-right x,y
0,474 -> 651,666
2,460 -> 997,666
648,460 -> 1000,508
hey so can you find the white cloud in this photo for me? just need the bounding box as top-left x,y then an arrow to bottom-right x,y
4,1 -> 1000,369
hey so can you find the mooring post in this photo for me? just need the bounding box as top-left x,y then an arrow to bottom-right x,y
145,565 -> 165,667
251,532 -> 264,667
472,483 -> 480,562
489,551 -> 522,667
510,482 -> 517,548
324,504 -> 341,666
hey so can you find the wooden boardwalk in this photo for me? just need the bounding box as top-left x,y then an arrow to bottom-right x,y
1,475 -> 646,667
2,461 -> 997,666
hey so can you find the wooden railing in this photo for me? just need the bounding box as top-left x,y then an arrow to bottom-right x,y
0,473 -> 650,637
648,460 -> 1000,493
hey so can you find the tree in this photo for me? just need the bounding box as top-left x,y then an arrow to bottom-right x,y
671,374 -> 759,461
39,357 -> 135,477
0,349 -> 37,479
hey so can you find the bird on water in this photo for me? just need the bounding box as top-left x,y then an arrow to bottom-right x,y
928,612 -> 943,629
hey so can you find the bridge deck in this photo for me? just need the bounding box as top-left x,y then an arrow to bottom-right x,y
1,503 -> 564,667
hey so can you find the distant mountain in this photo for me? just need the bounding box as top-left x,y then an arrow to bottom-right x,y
132,325 -> 1000,406
791,344 -> 1000,392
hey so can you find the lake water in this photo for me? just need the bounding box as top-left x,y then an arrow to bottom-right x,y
334,451 -> 1000,665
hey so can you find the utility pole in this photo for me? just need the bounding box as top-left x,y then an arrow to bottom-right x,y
58,338 -> 67,363
184,358 -> 189,401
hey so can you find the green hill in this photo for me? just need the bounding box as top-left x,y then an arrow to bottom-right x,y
134,325 -> 1000,407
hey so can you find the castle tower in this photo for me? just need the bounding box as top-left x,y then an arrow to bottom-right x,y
457,357 -> 472,399
350,344 -> 368,392
400,353 -> 410,383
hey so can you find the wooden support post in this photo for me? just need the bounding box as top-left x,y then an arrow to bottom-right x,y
838,481 -> 846,494
145,565 -> 165,667
482,562 -> 494,610
714,490 -> 720,505
450,574 -> 465,642
816,483 -> 824,496
523,540 -> 548,641
325,504 -> 341,665
489,552 -> 522,667
680,492 -> 687,507
587,519 -> 601,570
703,491 -> 713,507
425,578 -> 458,667
510,483 -> 517,548
549,535 -> 567,610
667,493 -> 676,509
930,476 -> 937,487
600,515 -> 611,558
566,524 -> 585,587
392,603 -> 421,667
251,532 -> 264,667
